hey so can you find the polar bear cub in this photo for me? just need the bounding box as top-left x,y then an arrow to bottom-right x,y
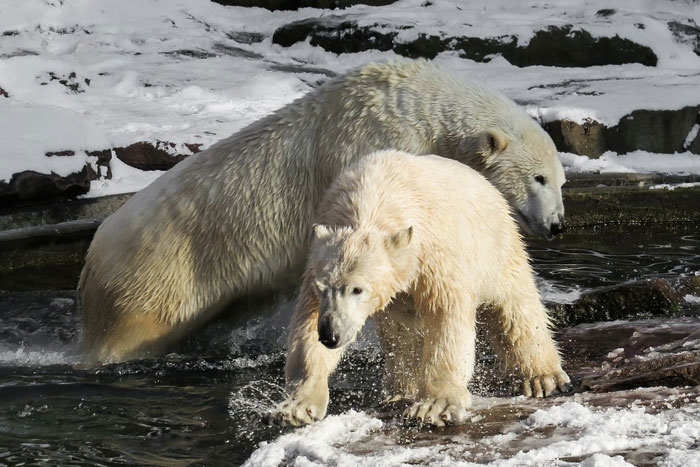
269,150 -> 570,426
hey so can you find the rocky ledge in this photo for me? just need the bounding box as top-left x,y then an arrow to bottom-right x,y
273,16 -> 658,68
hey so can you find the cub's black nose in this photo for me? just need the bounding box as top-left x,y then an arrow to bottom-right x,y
550,221 -> 567,236
318,321 -> 339,349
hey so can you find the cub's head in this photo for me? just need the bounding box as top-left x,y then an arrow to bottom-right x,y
458,124 -> 567,240
310,224 -> 415,349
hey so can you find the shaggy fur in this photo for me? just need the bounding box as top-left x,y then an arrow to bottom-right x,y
80,59 -> 565,363
269,150 -> 570,426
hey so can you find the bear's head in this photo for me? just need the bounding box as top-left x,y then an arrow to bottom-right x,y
309,224 -> 415,349
454,123 -> 567,240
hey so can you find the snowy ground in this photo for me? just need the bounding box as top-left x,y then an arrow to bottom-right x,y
244,392 -> 700,467
2,0 -> 700,197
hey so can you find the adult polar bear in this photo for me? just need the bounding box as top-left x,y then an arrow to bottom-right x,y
80,59 -> 567,363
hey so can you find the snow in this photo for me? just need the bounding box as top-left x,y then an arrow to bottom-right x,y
684,124 -> 700,149
560,151 -> 700,175
684,294 -> 700,304
243,410 -> 384,467
244,395 -> 700,467
650,182 -> 700,191
1,0 -> 700,195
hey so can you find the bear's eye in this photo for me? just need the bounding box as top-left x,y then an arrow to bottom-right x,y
352,287 -> 363,295
534,175 -> 546,185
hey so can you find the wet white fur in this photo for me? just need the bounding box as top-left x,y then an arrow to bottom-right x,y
271,150 -> 569,427
79,59 -> 565,363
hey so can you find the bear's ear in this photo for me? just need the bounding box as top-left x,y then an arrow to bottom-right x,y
385,226 -> 413,251
313,224 -> 333,240
482,129 -> 509,157
462,129 -> 509,160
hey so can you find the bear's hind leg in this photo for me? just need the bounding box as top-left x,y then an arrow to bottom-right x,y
86,310 -> 185,364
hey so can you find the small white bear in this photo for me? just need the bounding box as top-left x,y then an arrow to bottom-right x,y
270,150 -> 570,427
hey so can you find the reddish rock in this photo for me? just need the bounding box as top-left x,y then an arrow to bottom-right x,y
114,141 -> 190,171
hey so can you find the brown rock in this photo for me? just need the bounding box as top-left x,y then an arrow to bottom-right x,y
114,141 -> 188,171
544,119 -> 607,158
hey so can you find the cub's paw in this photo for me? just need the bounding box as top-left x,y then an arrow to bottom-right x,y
522,370 -> 571,398
266,397 -> 325,427
403,396 -> 470,427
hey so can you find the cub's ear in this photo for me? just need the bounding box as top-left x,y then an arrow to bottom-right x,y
461,129 -> 509,160
313,224 -> 333,240
385,226 -> 413,251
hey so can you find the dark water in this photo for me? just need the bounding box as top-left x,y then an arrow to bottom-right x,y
1,224 -> 699,466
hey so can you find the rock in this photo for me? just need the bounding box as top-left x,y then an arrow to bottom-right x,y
668,20 -> 700,56
212,0 -> 397,11
557,317 -> 700,392
113,141 -> 196,171
225,31 -> 265,44
0,166 -> 98,205
595,8 -> 616,18
0,194 -> 131,232
544,119 -> 608,158
608,105 -> 700,155
0,87 -> 8,98
213,43 -> 263,59
161,49 -> 219,59
0,220 -> 101,291
562,184 -> 700,228
273,20 -> 657,67
543,105 -> 700,157
548,279 -> 684,328
39,71 -> 89,94
272,16 -> 396,53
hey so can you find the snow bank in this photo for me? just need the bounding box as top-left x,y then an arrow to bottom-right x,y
560,151 -> 700,175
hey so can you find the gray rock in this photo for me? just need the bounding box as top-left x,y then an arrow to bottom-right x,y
212,0 -> 397,11
668,20 -> 700,56
273,21 -> 657,67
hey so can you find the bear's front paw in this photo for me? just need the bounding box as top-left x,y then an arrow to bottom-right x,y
266,396 -> 326,427
522,369 -> 571,398
403,395 -> 470,427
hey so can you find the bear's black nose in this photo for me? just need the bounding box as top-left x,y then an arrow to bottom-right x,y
549,221 -> 566,236
318,320 -> 340,349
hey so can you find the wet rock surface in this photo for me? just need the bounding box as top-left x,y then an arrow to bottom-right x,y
558,317 -> 700,392
549,276 -> 700,328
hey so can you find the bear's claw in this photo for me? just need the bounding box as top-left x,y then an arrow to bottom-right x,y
266,398 -> 322,427
522,370 -> 571,398
403,397 -> 468,427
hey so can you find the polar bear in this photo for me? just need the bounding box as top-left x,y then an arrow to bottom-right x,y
269,150 -> 570,426
80,59 -> 567,363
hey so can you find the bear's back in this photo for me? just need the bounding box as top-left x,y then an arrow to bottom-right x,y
318,150 -> 514,236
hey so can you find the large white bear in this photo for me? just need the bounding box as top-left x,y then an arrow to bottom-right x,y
270,150 -> 570,427
80,59 -> 567,363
